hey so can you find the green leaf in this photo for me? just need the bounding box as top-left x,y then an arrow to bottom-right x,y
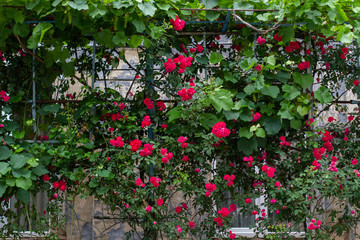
337,25 -> 354,44
13,131 -> 25,139
201,0 -> 218,9
89,5 -> 107,18
240,58 -> 256,70
94,29 -> 114,48
61,62 -> 75,76
28,22 -> 53,49
0,181 -> 7,198
264,118 -> 281,135
98,169 -> 115,180
0,162 -> 10,175
239,108 -> 253,122
275,71 -> 291,83
293,72 -> 314,89
129,35 -> 143,48
32,164 -> 48,176
113,31 -> 127,46
166,107 -> 182,122
132,20 -> 146,33
68,0 -> 89,10
96,186 -> 109,195
209,89 -> 234,112
239,127 -> 253,139
52,0 -> 62,7
224,72 -> 237,83
6,178 -> 16,187
0,146 -> 12,160
209,52 -> 224,64
43,104 -> 61,113
255,128 -> 266,138
16,178 -> 32,190
290,119 -> 302,130
282,85 -> 300,100
17,189 -> 30,204
113,1 -> 134,9
297,106 -> 309,116
27,158 -> 39,168
156,3 -> 170,10
335,4 -> 348,23
14,23 -> 30,37
250,124 -> 259,132
206,11 -> 220,21
255,75 -> 265,90
261,86 -> 280,98
199,113 -> 219,130
265,55 -> 276,66
149,25 -> 164,39
244,84 -> 256,95
196,55 -> 209,65
138,2 -> 157,17
314,86 -> 332,104
223,110 -> 240,121
10,154 -> 28,169
0,162 -> 11,176
237,138 -> 257,155
279,26 -> 294,44
278,102 -> 294,120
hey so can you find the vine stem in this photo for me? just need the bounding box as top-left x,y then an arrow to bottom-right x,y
24,204 -> 33,240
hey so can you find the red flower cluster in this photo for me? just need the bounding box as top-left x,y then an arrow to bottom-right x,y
175,206 -> 182,213
150,176 -> 161,187
0,91 -> 9,102
42,174 -> 50,181
256,36 -> 266,45
205,182 -> 217,197
129,139 -> 141,152
170,15 -> 185,31
144,98 -> 154,109
136,178 -> 145,187
156,101 -> 166,111
53,180 -> 67,191
274,33 -> 282,42
279,136 -> 290,146
328,156 -> 338,172
243,156 -> 254,167
189,221 -> 195,228
298,61 -> 310,70
218,207 -> 230,217
164,55 -> 193,74
339,47 -> 349,59
178,87 -> 196,101
308,219 -> 321,230
261,165 -> 275,178
252,112 -> 261,122
353,79 -> 359,86
182,155 -> 189,162
141,115 -> 151,128
254,65 -> 261,71
160,148 -> 173,163
157,198 -> 164,206
212,122 -> 230,138
110,137 -> 124,147
229,231 -> 236,239
139,143 -> 153,156
285,41 -> 301,53
224,174 -> 235,187
190,44 -> 204,53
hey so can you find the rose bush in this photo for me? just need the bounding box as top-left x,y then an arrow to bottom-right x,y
1,1 -> 360,239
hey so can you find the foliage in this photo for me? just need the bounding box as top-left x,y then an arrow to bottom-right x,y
1,0 -> 360,240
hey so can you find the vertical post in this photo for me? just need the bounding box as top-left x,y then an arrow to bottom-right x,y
203,33 -> 208,82
92,40 -> 96,90
146,50 -> 154,176
32,49 -> 36,133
